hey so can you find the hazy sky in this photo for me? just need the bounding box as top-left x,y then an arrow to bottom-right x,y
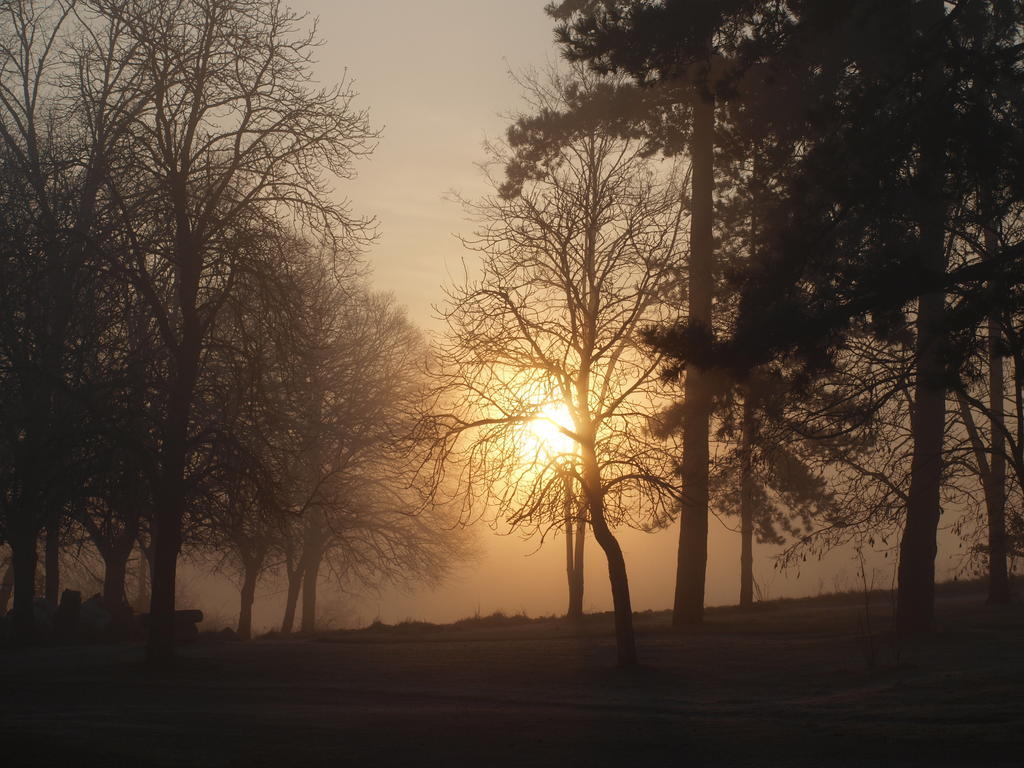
205,1 -> 967,629
303,0 -> 556,324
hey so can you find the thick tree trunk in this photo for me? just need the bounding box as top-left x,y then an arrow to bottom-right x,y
739,391 -> 755,609
147,253 -> 201,664
96,515 -> 138,613
10,523 -> 38,646
582,442 -> 636,667
280,565 -> 303,634
674,84 -> 715,627
898,291 -> 946,634
237,563 -> 259,641
44,509 -> 59,605
897,0 -> 948,635
145,215 -> 203,666
102,545 -> 130,612
147,500 -> 182,662
146,376 -> 193,665
301,518 -> 323,633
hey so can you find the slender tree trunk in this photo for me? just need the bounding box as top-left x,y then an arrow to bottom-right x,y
300,553 -> 320,633
238,562 -> 260,641
739,390 -> 756,609
0,561 -> 13,615
674,82 -> 715,627
897,0 -> 948,635
564,487 -> 577,618
281,565 -> 303,634
564,473 -> 585,619
44,509 -> 59,605
134,540 -> 154,612
133,546 -> 149,612
985,233 -> 1010,604
10,521 -> 38,646
572,506 -> 586,617
581,440 -> 635,666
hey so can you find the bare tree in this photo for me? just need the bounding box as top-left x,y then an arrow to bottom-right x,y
74,0 -> 376,663
0,0 -> 129,642
705,372 -> 828,608
279,276 -> 464,634
423,70 -> 684,667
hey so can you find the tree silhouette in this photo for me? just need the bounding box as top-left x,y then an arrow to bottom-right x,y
549,0 -> 785,626
570,1 -> 1024,631
424,69 -> 683,666
73,0 -> 377,663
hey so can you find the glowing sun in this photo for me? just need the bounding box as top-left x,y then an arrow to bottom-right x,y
526,402 -> 576,457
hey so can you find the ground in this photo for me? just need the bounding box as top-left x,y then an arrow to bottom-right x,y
1,582 -> 1022,767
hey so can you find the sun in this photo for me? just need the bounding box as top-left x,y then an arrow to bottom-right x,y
525,402 -> 576,458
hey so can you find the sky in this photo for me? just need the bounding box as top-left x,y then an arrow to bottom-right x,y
304,0 -> 558,325
201,1 -> 969,631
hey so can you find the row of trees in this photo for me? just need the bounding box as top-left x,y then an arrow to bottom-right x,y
3,0 -> 1022,672
422,1 -> 1024,666
0,0 -> 461,659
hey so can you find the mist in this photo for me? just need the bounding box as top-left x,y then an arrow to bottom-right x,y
1,1 -> 1022,766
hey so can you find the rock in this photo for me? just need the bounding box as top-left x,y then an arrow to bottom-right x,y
138,608 -> 204,643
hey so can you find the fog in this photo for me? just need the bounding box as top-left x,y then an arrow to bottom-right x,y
1,1 -> 1020,764
187,519 -> 972,633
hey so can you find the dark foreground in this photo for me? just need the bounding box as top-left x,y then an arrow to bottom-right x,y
2,584 -> 1022,767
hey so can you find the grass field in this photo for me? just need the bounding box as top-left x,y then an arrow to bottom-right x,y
1,581 -> 1022,767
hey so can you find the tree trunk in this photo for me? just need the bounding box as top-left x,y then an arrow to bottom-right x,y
674,82 -> 715,627
564,473 -> 585,620
572,506 -> 586,617
147,499 -> 182,663
280,565 -> 303,634
146,281 -> 200,665
133,546 -> 150,613
300,554 -> 320,633
102,545 -> 131,613
897,0 -> 948,635
238,562 -> 260,641
147,394 -> 190,664
565,490 -> 577,617
97,515 -> 139,613
10,522 -> 38,646
0,561 -> 13,616
898,290 -> 946,634
581,441 -> 636,667
44,509 -> 59,605
301,516 -> 324,633
739,390 -> 755,609
985,249 -> 1010,604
